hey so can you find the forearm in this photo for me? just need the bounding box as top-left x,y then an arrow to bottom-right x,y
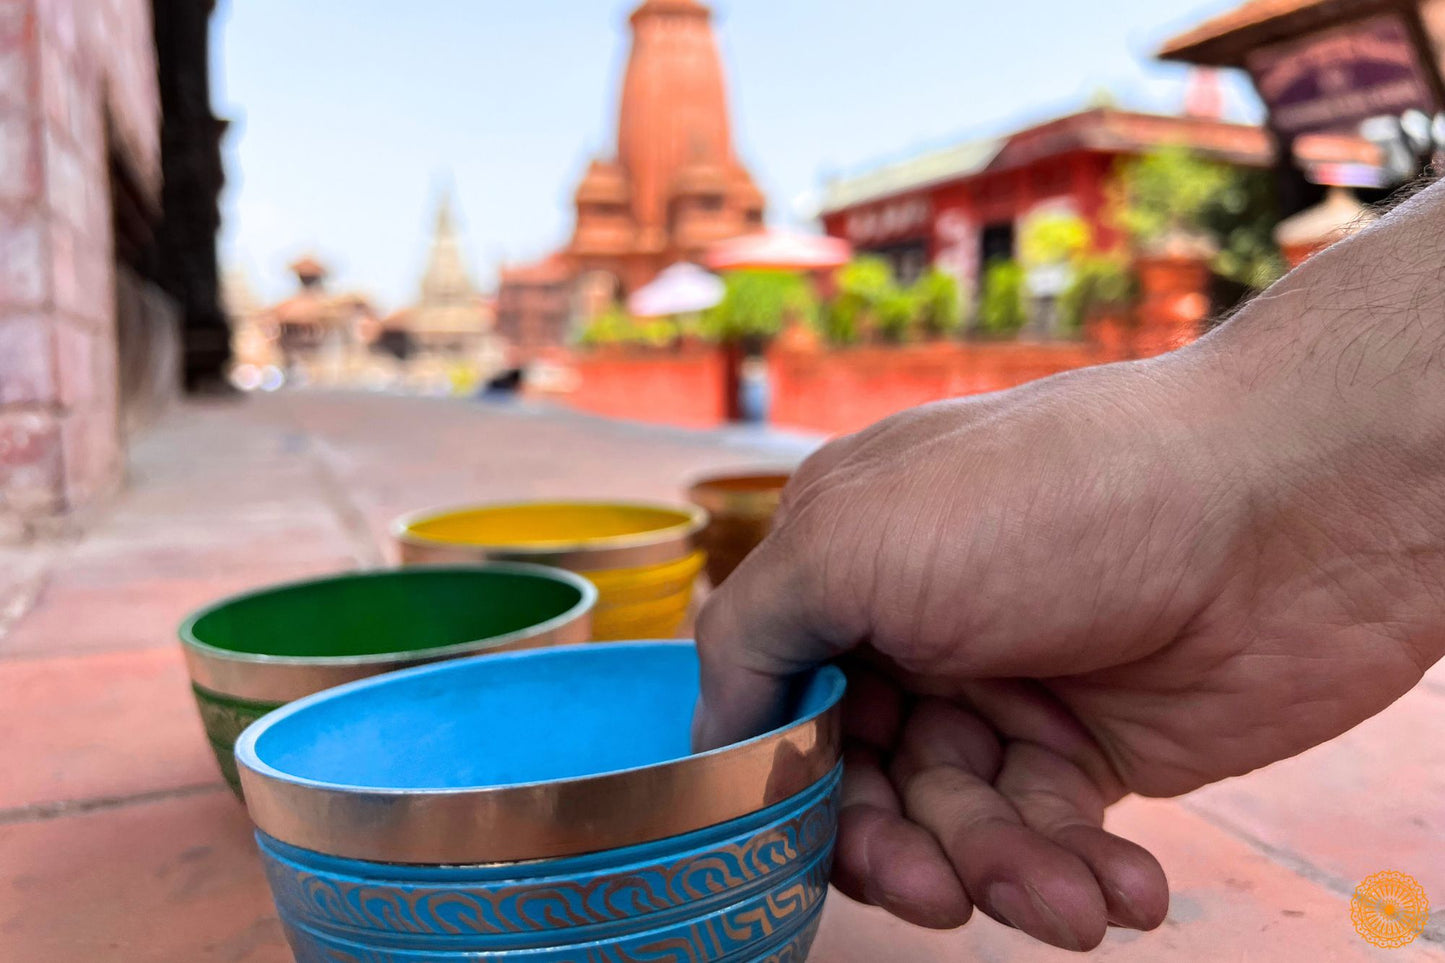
1169,178 -> 1445,676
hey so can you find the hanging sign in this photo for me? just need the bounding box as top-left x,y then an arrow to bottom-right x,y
1248,14 -> 1437,137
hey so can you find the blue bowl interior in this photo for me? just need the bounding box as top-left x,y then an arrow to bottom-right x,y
244,642 -> 842,791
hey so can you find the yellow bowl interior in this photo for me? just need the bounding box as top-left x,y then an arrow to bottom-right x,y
405,502 -> 698,550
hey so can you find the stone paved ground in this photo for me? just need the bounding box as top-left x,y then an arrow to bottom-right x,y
2,392 -> 1443,962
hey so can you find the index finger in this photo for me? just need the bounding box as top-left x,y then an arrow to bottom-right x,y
691,503 -> 859,751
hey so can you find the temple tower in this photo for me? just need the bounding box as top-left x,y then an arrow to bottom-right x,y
568,0 -> 764,294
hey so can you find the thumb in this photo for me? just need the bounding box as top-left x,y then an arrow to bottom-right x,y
692,519 -> 855,752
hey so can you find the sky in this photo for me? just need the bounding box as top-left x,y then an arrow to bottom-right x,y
213,0 -> 1261,310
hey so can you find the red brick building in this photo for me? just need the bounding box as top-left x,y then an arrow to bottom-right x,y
818,106 -> 1378,288
494,255 -> 574,364
0,0 -> 225,540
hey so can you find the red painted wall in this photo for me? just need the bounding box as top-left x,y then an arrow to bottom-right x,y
562,348 -> 730,429
766,341 -> 1118,437
556,246 -> 1208,437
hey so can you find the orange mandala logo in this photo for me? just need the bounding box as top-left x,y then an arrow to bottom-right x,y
1351,871 -> 1429,948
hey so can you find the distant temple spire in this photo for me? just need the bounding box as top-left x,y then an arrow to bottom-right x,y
1183,68 -> 1225,121
386,191 -> 496,357
289,254 -> 328,289
419,191 -> 478,307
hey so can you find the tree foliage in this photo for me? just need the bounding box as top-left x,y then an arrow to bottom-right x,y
1019,212 -> 1093,268
1109,146 -> 1285,290
577,305 -> 677,347
978,260 -> 1028,335
1058,254 -> 1137,331
702,270 -> 817,342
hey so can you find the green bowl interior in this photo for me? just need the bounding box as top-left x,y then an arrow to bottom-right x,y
186,569 -> 585,660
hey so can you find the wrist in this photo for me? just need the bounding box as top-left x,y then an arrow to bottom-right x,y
1159,199 -> 1445,675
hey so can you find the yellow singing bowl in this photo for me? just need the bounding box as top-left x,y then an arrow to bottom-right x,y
586,551 -> 705,640
393,502 -> 709,641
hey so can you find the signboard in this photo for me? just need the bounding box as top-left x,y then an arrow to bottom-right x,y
1026,264 -> 1071,298
932,207 -> 978,288
845,196 -> 932,245
1248,15 -> 1437,137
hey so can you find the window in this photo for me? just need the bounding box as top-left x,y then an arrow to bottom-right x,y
980,222 -> 1016,264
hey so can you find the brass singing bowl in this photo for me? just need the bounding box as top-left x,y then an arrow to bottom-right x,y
393,501 -> 707,570
686,470 -> 792,586
392,501 -> 709,641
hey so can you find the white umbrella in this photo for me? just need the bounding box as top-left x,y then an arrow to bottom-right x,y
627,263 -> 725,318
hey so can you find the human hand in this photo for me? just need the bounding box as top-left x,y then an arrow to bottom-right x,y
693,187 -> 1445,950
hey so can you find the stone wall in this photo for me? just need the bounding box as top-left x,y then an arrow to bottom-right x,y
0,0 -> 166,541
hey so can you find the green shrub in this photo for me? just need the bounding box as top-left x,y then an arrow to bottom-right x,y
577,305 -> 634,346
1020,212 -> 1092,269
703,270 -> 817,342
823,257 -> 893,345
1058,255 -> 1137,331
911,268 -> 965,337
577,305 -> 677,348
876,289 -> 920,343
1109,146 -> 1285,290
978,260 -> 1028,335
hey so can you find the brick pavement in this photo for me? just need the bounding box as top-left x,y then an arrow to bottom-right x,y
1,392 -> 1442,962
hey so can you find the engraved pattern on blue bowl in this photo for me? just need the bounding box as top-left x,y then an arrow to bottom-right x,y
283,916 -> 824,963
259,766 -> 839,962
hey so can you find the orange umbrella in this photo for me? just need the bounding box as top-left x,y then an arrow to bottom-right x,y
703,231 -> 852,272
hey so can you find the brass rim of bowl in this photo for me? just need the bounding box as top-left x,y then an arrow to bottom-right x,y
391,500 -> 709,571
235,646 -> 845,865
178,563 -> 598,704
687,471 -> 792,519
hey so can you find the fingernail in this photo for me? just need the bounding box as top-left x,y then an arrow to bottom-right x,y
987,882 -> 1083,951
1107,882 -> 1146,929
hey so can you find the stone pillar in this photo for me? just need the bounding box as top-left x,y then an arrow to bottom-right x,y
1133,231 -> 1216,359
150,0 -> 229,392
0,0 -> 162,541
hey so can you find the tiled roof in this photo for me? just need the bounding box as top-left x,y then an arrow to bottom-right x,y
1159,0 -> 1355,65
818,108 -> 1380,214
818,137 -> 1005,214
499,254 -> 570,285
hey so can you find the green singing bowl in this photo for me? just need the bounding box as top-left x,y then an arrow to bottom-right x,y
179,564 -> 596,798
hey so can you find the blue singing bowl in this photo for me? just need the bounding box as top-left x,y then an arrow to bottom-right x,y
235,641 -> 846,962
